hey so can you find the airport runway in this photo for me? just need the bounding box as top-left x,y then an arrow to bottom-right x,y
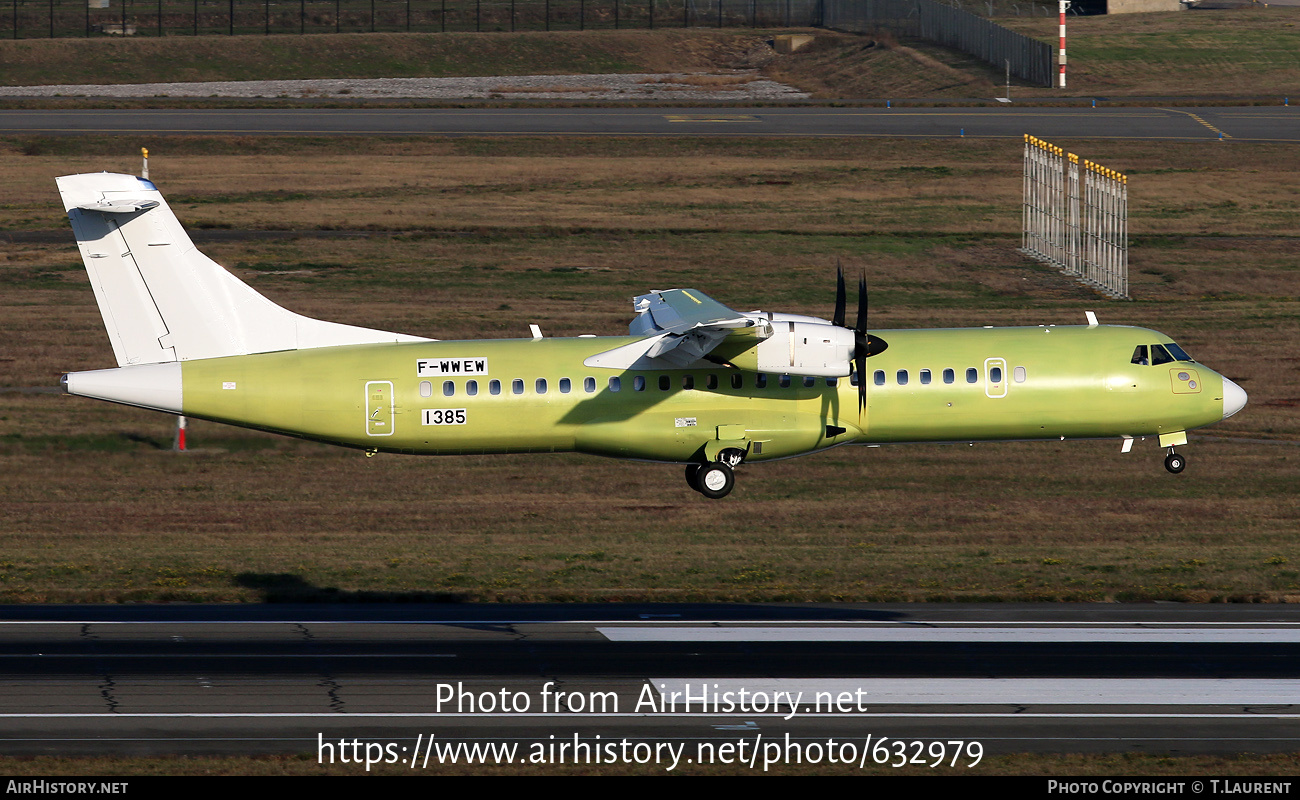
2,604 -> 1298,765
1,106 -> 1297,141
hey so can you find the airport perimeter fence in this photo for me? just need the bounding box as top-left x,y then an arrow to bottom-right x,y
821,0 -> 1053,86
2,0 -> 820,38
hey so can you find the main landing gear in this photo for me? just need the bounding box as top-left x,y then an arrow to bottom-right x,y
686,448 -> 746,499
1164,448 -> 1186,474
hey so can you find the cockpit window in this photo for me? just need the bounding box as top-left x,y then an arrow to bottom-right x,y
1164,342 -> 1193,362
1134,342 -> 1192,366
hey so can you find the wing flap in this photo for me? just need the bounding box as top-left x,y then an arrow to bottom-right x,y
629,288 -> 759,336
586,289 -> 772,370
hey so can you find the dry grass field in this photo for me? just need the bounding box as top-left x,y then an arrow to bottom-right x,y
0,29 -> 715,86
0,27 -> 1031,101
0,134 -> 1297,605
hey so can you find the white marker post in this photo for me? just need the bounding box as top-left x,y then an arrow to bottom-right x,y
1059,1 -> 1069,89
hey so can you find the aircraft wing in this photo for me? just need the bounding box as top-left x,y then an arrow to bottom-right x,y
628,288 -> 755,337
585,288 -> 767,370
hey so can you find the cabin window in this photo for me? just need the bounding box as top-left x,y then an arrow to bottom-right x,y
633,375 -> 646,392
584,377 -> 596,393
659,375 -> 670,391
731,374 -> 743,389
920,369 -> 931,385
707,374 -> 719,390
1166,342 -> 1193,362
896,370 -> 908,386
443,380 -> 455,397
1151,344 -> 1175,366
1013,366 -> 1026,383
803,376 -> 816,388
779,375 -> 791,389
535,378 -> 547,394
755,374 -> 768,389
683,375 -> 695,390
559,378 -> 571,394
850,372 -> 859,387
989,366 -> 1003,383
467,380 -> 479,396
419,380 -> 432,398
608,377 -> 621,392
826,378 -> 838,387
512,379 -> 524,395
943,368 -> 955,385
1131,345 -> 1149,366
873,370 -> 885,386
490,379 -> 501,396
966,368 -> 978,384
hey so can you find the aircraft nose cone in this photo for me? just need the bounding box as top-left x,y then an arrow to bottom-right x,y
1222,377 -> 1247,420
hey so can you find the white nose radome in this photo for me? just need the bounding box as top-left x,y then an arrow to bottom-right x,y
1222,378 -> 1247,420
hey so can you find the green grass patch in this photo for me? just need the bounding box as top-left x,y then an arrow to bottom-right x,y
1000,7 -> 1300,97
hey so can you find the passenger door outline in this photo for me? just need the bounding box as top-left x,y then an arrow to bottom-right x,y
984,357 -> 1008,399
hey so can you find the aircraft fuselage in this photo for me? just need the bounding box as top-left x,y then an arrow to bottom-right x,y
74,323 -> 1231,466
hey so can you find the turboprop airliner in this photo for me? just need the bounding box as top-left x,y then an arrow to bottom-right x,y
57,173 -> 1246,499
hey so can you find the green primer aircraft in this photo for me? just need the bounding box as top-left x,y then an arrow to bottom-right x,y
58,173 -> 1247,499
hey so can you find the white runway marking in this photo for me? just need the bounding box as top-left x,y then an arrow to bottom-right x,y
650,679 -> 1300,706
599,626 -> 1300,643
3,710 -> 1300,719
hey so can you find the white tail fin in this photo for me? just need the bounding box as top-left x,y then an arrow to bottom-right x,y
57,172 -> 429,366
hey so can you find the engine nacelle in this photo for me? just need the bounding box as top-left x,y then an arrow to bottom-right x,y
726,321 -> 854,377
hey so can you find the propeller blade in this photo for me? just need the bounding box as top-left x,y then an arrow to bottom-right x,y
833,263 -> 846,329
856,273 -> 868,411
856,348 -> 867,412
855,273 -> 868,335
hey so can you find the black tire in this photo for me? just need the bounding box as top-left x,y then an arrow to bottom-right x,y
685,463 -> 703,493
696,462 -> 735,499
1164,452 -> 1186,474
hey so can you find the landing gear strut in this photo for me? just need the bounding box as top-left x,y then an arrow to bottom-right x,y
1164,449 -> 1186,474
686,448 -> 746,499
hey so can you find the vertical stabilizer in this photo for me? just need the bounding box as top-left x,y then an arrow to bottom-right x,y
57,173 -> 430,366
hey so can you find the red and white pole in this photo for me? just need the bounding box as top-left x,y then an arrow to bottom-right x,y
1058,0 -> 1068,89
174,415 -> 187,452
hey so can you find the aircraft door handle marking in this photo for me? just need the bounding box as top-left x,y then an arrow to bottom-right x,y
364,381 -> 394,436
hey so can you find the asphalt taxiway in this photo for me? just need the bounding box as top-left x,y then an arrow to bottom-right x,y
1,106 -> 1296,141
1,604 -> 1297,759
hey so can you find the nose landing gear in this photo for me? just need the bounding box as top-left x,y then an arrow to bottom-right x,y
1164,449 -> 1186,474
